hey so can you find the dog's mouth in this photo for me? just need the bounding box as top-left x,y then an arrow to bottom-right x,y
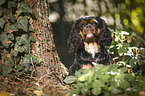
84,33 -> 97,43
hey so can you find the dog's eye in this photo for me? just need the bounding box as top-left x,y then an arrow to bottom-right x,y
81,20 -> 87,25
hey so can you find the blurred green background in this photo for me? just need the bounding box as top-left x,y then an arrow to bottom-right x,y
49,0 -> 145,68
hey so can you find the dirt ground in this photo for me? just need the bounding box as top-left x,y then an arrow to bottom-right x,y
0,74 -> 71,96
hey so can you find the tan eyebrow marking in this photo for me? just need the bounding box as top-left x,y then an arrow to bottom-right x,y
90,19 -> 98,24
81,20 -> 88,25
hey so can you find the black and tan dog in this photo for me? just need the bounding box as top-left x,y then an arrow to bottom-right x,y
68,16 -> 112,75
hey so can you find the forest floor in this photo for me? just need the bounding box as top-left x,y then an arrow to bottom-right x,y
0,74 -> 71,96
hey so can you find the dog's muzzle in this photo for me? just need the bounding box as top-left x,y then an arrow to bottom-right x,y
83,25 -> 97,43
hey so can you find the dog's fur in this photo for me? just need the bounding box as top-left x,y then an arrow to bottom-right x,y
68,16 -> 112,75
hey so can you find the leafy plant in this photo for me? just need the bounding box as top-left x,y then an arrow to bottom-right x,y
64,64 -> 138,96
109,30 -> 145,74
64,30 -> 145,96
0,0 -> 38,77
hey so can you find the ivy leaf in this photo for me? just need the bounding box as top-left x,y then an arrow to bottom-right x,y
3,9 -> 10,16
29,34 -> 36,42
16,70 -> 25,76
22,55 -> 31,70
8,1 -> 16,8
15,16 -> 30,32
14,34 -> 31,52
0,33 -> 14,47
4,24 -> 18,33
2,65 -> 12,77
7,13 -> 15,23
0,18 -> 7,29
18,2 -> 32,14
64,76 -> 77,83
29,25 -> 35,32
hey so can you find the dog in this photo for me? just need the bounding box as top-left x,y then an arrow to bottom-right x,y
68,16 -> 112,75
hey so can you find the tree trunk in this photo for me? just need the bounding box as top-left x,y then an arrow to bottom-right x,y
26,0 -> 68,83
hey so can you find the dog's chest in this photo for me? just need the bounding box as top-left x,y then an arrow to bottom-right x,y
84,42 -> 100,58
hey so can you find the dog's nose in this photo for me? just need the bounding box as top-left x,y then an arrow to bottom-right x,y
86,24 -> 92,30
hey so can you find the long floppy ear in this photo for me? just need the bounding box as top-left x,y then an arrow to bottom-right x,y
97,18 -> 112,46
67,19 -> 83,52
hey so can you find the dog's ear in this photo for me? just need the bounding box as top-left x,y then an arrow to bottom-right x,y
67,19 -> 83,52
97,18 -> 112,46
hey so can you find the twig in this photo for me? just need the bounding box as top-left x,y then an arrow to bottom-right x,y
31,55 -> 36,77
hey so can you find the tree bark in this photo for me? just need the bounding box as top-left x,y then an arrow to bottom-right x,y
26,0 -> 68,83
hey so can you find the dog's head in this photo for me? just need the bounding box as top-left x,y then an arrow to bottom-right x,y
79,18 -> 100,43
68,16 -> 112,52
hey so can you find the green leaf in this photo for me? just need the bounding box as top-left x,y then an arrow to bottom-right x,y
71,89 -> 81,95
0,33 -> 14,47
64,76 -> 77,83
4,24 -> 18,33
29,25 -> 35,32
130,59 -> 137,68
14,34 -> 32,53
16,70 -> 25,76
108,65 -> 119,71
123,43 -> 130,47
2,65 -> 12,77
15,64 -> 23,71
81,87 -> 89,95
75,82 -> 84,88
114,74 -> 130,89
94,64 -> 104,69
78,74 -> 88,81
22,55 -> 31,64
92,81 -> 104,95
93,80 -> 105,88
99,74 -> 110,83
75,71 -> 82,78
120,68 -> 128,73
92,87 -> 101,96
0,18 -> 7,29
125,74 -> 135,82
118,47 -> 127,53
119,80 -> 130,89
3,9 -> 10,16
111,88 -> 121,94
18,2 -> 32,14
15,16 -> 29,32
22,55 -> 31,70
115,74 -> 125,80
8,1 -> 16,8
29,34 -> 35,42
11,50 -> 18,56
7,13 -> 15,23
